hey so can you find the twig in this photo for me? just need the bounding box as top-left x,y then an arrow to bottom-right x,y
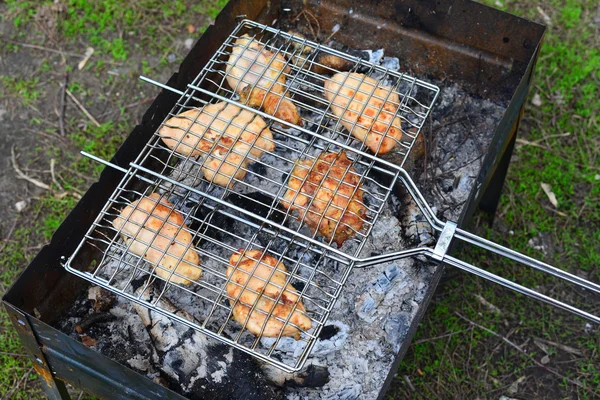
455,312 -> 600,397
412,328 -> 472,345
516,138 -> 550,150
0,219 -> 18,254
534,337 -> 584,357
50,159 -> 63,191
96,96 -> 155,119
1,366 -> 34,400
0,351 -> 27,357
66,89 -> 101,127
11,146 -> 51,191
24,128 -> 68,143
0,37 -> 84,57
59,72 -> 68,136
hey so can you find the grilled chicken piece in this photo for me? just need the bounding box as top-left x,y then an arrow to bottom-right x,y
158,102 -> 275,187
226,34 -> 302,126
112,193 -> 202,285
288,32 -> 353,75
226,249 -> 312,339
324,72 -> 409,154
281,151 -> 366,246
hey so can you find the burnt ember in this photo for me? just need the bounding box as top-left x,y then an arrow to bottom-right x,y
226,192 -> 287,224
318,325 -> 340,340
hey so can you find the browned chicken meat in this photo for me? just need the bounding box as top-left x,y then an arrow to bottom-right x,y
112,193 -> 202,285
158,102 -> 275,188
226,34 -> 302,126
226,249 -> 312,339
280,151 -> 366,246
324,72 -> 410,154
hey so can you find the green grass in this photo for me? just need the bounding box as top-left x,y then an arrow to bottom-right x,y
0,225 -> 44,399
392,0 -> 600,398
5,0 -> 229,62
0,76 -> 42,105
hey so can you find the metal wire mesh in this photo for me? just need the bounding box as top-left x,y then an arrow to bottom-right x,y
131,20 -> 439,256
64,20 -> 441,371
67,170 -> 354,371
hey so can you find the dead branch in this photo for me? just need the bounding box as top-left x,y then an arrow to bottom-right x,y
50,159 -> 63,191
59,72 -> 68,136
11,146 -> 51,191
456,312 -> 600,397
66,89 -> 101,127
0,37 -> 84,57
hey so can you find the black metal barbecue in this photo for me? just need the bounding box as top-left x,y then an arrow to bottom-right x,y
6,1 -> 589,399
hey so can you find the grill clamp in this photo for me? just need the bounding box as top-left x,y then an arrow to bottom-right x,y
64,20 -> 600,373
432,221 -> 457,263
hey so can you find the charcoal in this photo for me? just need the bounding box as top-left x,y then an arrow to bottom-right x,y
133,285 -> 282,400
318,325 -> 340,340
227,192 -> 287,224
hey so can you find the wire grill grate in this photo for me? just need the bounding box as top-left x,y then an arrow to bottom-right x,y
65,19 -> 444,372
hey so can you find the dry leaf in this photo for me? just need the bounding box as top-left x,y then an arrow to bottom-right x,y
78,47 -> 94,70
536,6 -> 552,25
532,93 -> 542,106
541,183 -> 558,208
507,376 -> 526,395
187,24 -> 196,34
474,294 -> 502,314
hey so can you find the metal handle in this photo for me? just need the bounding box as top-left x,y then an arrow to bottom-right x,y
443,254 -> 600,324
446,224 -> 600,324
357,220 -> 600,324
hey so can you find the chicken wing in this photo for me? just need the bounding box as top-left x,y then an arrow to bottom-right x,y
280,151 -> 366,246
158,102 -> 275,187
226,34 -> 302,126
324,72 -> 410,154
226,249 -> 311,339
112,193 -> 202,285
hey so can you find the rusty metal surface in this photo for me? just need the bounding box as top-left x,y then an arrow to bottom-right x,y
3,302 -> 70,399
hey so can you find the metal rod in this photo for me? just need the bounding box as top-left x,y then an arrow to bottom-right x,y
454,227 -> 600,295
80,151 -> 155,185
443,255 -> 600,324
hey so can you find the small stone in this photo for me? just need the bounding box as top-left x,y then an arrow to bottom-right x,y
595,174 -> 600,181
184,38 -> 194,50
167,53 -> 177,63
541,355 -> 550,364
15,200 -> 28,213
